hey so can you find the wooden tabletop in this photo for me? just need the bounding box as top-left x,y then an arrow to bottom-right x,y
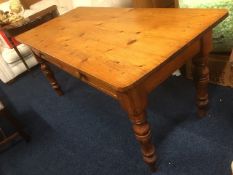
16,8 -> 228,91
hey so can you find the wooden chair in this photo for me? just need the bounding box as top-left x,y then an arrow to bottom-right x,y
0,101 -> 30,148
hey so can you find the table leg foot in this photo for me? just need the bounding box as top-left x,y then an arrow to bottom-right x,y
118,89 -> 157,172
34,53 -> 64,96
149,163 -> 157,172
132,111 -> 157,170
193,58 -> 209,117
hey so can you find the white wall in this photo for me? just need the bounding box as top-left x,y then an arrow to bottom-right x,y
71,0 -> 132,8
57,0 -> 73,11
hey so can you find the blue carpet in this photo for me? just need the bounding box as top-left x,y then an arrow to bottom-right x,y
0,66 -> 233,175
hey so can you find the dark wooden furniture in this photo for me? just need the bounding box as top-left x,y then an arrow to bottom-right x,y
16,7 -> 228,172
20,0 -> 41,9
132,0 -> 178,8
0,101 -> 30,147
0,5 -> 59,71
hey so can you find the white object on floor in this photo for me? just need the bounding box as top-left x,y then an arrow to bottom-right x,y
0,53 -> 37,83
0,44 -> 37,83
231,161 -> 233,174
2,44 -> 31,64
172,69 -> 182,76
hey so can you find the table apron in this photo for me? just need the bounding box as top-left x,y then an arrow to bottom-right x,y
31,48 -> 118,99
32,35 -> 204,99
141,39 -> 201,94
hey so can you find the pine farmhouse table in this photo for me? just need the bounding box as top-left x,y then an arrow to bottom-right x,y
16,7 -> 228,172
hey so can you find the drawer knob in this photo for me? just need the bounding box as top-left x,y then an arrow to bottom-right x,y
75,71 -> 86,81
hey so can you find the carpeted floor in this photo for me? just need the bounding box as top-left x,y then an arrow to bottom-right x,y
0,65 -> 233,175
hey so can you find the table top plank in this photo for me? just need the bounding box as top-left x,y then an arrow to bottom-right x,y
16,8 -> 228,91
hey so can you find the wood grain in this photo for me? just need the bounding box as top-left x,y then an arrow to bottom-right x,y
16,8 -> 228,92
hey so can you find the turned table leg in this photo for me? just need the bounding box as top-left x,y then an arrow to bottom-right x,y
118,89 -> 157,172
192,32 -> 212,117
33,52 -> 64,96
